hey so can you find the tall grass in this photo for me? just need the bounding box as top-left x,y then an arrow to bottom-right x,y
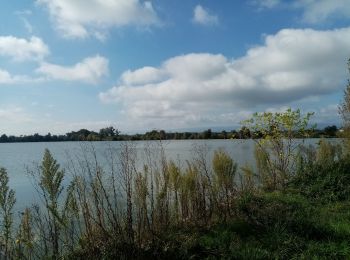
0,139 -> 349,259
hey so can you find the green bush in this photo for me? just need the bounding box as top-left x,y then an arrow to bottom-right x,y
237,192 -> 316,235
291,158 -> 350,202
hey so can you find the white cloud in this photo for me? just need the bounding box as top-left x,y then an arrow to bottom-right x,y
99,27 -> 350,128
22,18 -> 33,34
0,68 -> 43,84
36,55 -> 109,84
0,107 -> 115,135
0,36 -> 49,61
253,0 -> 350,24
295,0 -> 350,24
193,5 -> 219,26
48,120 -> 116,134
253,0 -> 281,9
311,104 -> 341,127
0,69 -> 18,84
15,9 -> 34,34
121,66 -> 166,85
0,106 -> 33,125
14,10 -> 32,16
36,0 -> 160,39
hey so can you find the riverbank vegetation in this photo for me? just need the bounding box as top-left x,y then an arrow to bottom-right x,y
0,62 -> 349,259
0,108 -> 347,258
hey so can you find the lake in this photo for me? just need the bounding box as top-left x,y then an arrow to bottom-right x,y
0,139 -> 324,212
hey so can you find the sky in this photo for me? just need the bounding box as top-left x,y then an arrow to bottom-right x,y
0,0 -> 350,135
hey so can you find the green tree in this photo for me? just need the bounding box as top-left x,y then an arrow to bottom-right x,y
238,126 -> 251,139
0,168 -> 16,257
202,129 -> 212,139
242,108 -> 314,190
323,125 -> 338,137
339,59 -> 350,154
0,134 -> 8,143
159,130 -> 166,140
99,126 -> 119,139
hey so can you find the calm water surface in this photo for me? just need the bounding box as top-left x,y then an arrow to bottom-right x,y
0,139 -> 322,211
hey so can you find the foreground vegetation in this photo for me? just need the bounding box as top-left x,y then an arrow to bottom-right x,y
0,61 -> 348,259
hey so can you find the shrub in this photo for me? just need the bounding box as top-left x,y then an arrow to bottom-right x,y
237,192 -> 315,235
0,168 -> 16,257
291,158 -> 350,202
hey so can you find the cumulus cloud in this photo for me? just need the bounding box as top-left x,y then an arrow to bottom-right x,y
49,120 -> 116,134
99,27 -> 350,128
36,0 -> 160,39
0,69 -> 43,84
253,0 -> 281,9
121,66 -> 166,85
193,5 -> 219,26
0,69 -> 20,84
253,0 -> 350,24
0,106 -> 33,125
37,55 -> 109,84
0,36 -> 49,61
295,0 -> 350,24
15,9 -> 34,34
306,104 -> 341,127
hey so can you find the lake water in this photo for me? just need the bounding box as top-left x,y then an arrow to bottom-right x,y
0,139 -> 324,212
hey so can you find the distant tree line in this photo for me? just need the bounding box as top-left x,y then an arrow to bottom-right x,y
0,125 -> 340,143
0,126 -> 120,143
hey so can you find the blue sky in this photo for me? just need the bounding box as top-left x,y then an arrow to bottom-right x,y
0,0 -> 350,135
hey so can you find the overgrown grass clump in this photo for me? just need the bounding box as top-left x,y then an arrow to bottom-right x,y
292,156 -> 350,202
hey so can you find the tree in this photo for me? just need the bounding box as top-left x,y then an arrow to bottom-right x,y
159,130 -> 166,140
238,126 -> 251,139
0,168 -> 16,257
201,129 -> 212,139
339,59 -> 350,153
323,125 -> 338,137
0,135 -> 8,143
99,126 -> 119,138
242,108 -> 314,190
220,130 -> 227,139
